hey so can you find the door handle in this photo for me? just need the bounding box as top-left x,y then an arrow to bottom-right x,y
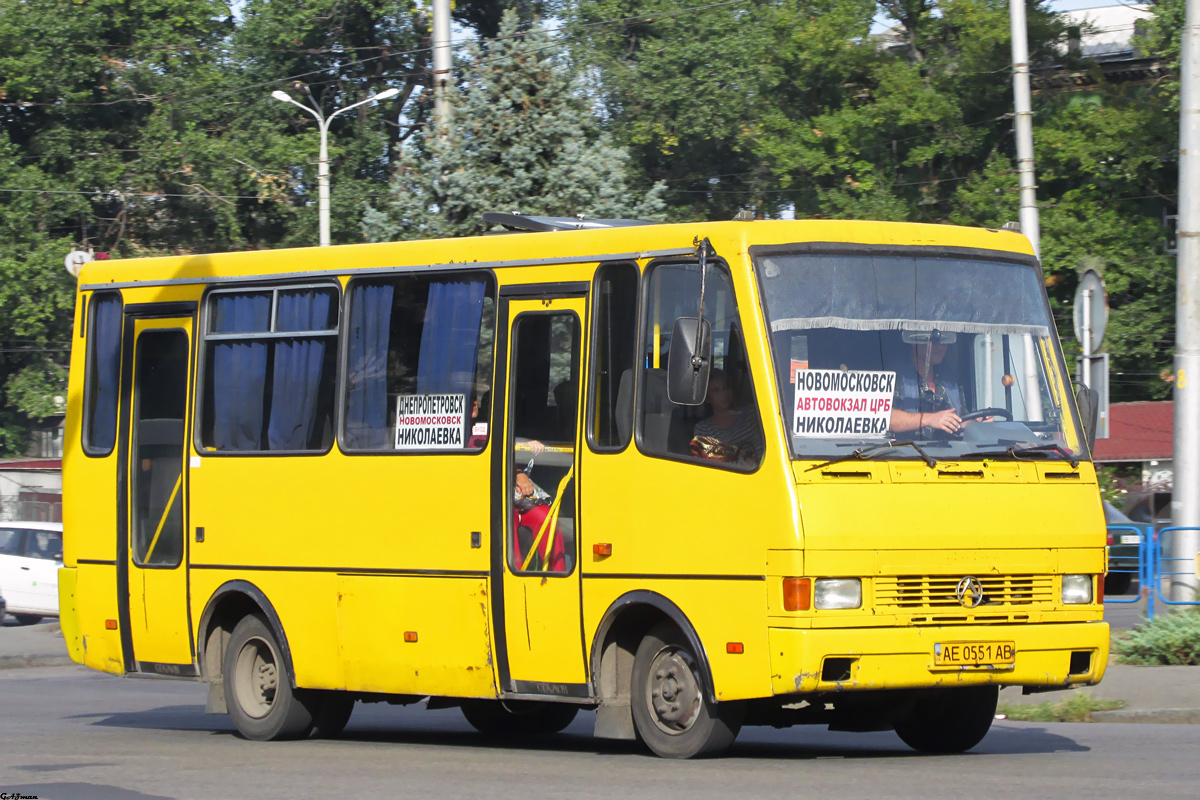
20,566 -> 31,570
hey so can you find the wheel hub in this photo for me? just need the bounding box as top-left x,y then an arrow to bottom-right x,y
647,648 -> 701,735
233,636 -> 278,719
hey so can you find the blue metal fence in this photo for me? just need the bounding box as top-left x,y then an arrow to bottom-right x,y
1152,527 -> 1200,611
1103,524 -> 1200,620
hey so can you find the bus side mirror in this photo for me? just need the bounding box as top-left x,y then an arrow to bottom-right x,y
667,316 -> 712,406
1076,385 -> 1099,453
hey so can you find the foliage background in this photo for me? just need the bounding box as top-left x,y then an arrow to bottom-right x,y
0,0 -> 1184,454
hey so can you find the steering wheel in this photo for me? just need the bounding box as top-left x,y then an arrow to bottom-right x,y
959,407 -> 1012,422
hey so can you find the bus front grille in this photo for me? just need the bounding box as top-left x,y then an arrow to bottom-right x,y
875,575 -> 1055,612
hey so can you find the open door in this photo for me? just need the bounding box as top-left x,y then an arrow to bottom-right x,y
120,314 -> 195,674
493,295 -> 589,696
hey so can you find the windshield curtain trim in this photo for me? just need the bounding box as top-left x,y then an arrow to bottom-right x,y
769,317 -> 1050,337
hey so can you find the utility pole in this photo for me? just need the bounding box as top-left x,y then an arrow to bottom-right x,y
1010,0 -> 1040,258
1172,0 -> 1200,600
432,0 -> 453,134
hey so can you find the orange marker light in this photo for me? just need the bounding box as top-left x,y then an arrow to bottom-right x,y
593,543 -> 612,557
726,642 -> 744,654
783,577 -> 812,611
105,619 -> 118,630
404,631 -> 418,643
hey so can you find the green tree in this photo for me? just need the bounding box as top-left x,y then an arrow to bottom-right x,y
363,11 -> 664,241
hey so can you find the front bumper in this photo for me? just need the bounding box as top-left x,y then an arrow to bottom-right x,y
769,621 -> 1109,695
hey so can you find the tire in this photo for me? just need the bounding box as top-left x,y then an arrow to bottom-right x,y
14,614 -> 42,625
460,699 -> 579,736
1104,571 -> 1134,596
310,691 -> 355,739
893,686 -> 998,754
630,622 -> 743,759
222,614 -> 314,741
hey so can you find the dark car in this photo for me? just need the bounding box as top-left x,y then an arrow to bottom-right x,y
1103,500 -> 1145,595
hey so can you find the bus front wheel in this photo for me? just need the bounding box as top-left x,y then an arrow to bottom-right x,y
630,622 -> 743,759
223,614 -> 314,741
893,685 -> 998,753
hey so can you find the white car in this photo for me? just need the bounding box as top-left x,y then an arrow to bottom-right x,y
0,522 -> 63,625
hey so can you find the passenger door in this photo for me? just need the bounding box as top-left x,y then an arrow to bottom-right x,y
120,315 -> 195,672
493,295 -> 589,696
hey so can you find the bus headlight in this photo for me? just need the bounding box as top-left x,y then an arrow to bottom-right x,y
814,578 -> 862,610
1062,574 -> 1093,604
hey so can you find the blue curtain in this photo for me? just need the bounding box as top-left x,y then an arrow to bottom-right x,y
212,293 -> 270,450
88,294 -> 123,451
344,283 -> 394,449
417,280 -> 486,396
267,290 -> 332,450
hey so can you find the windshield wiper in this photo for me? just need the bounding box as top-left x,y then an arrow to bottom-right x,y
962,443 -> 1080,469
806,440 -> 937,472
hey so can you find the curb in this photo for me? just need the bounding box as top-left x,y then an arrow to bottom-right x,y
0,654 -> 75,670
1090,708 -> 1200,725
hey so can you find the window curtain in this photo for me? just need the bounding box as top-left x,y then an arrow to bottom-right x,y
212,293 -> 270,450
417,280 -> 486,396
267,290 -> 332,450
88,293 -> 123,451
759,254 -> 1051,337
344,283 -> 394,449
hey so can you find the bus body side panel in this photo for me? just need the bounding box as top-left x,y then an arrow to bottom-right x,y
63,289 -> 126,671
187,450 -> 493,695
189,569 -> 343,689
579,449 -> 796,702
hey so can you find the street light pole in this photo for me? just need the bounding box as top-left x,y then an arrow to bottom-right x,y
272,87 -> 400,246
1010,0 -> 1041,259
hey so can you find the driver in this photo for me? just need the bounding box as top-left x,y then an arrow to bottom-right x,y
889,331 -> 990,437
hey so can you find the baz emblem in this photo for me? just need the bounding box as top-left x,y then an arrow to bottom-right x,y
955,576 -> 985,608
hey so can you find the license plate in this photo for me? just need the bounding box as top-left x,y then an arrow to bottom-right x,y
1120,534 -> 1141,545
933,641 -> 1016,667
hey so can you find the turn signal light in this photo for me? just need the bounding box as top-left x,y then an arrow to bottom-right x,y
404,631 -> 418,643
783,577 -> 812,611
105,619 -> 118,630
726,642 -> 744,654
593,543 -> 612,557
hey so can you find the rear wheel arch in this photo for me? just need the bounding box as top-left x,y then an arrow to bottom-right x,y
197,580 -> 296,688
589,591 -> 716,706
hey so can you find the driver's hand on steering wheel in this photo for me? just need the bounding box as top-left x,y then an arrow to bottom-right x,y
925,408 -> 962,434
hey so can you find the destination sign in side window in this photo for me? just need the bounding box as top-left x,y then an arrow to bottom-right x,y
792,369 -> 895,437
394,393 -> 468,449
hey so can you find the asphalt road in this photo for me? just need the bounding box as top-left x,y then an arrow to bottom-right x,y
2,666 -> 1198,800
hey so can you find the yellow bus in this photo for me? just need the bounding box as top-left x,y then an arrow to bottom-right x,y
59,215 -> 1108,758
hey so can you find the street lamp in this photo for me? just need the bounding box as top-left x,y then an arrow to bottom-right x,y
272,86 -> 400,247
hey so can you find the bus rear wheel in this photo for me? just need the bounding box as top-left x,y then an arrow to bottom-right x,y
223,614 -> 314,741
460,699 -> 578,736
893,685 -> 998,754
630,622 -> 743,759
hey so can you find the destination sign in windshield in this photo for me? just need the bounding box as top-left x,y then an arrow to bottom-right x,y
793,369 -> 895,437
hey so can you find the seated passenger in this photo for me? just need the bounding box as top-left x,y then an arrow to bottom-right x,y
689,369 -> 763,464
513,439 -> 567,573
889,333 -> 989,437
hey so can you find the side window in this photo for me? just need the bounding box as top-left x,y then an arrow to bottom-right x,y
640,262 -> 764,468
83,292 -> 123,454
0,528 -> 23,555
342,272 -> 496,451
198,285 -> 339,452
588,263 -> 640,450
27,531 -> 62,561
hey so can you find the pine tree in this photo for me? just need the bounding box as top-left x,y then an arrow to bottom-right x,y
363,11 -> 664,241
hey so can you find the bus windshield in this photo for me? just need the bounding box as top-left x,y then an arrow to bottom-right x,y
753,248 -> 1086,463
